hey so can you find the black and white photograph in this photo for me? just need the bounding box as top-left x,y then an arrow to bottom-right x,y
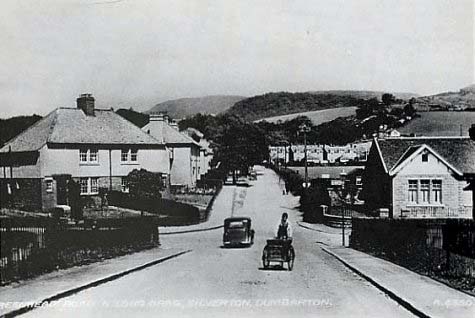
0,1 -> 474,317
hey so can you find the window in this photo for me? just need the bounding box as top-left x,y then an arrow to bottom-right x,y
408,179 -> 443,204
90,177 -> 99,194
80,149 -> 98,164
121,177 -> 129,193
355,176 -> 362,186
432,180 -> 442,203
422,153 -> 428,162
80,177 -> 99,195
420,180 -> 430,203
89,149 -> 98,162
408,180 -> 418,203
121,149 -> 129,162
130,149 -> 138,162
80,178 -> 88,195
80,149 -> 88,162
121,149 -> 139,163
45,179 -> 53,192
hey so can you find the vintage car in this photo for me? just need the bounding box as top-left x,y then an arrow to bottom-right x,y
223,217 -> 255,247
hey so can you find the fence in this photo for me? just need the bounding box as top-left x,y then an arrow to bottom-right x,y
0,216 -> 159,285
350,218 -> 475,279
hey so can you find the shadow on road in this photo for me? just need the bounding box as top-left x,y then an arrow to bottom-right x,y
219,245 -> 253,249
258,266 -> 291,271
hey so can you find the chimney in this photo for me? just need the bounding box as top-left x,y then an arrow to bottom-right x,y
77,93 -> 95,116
144,113 -> 165,143
170,121 -> 179,130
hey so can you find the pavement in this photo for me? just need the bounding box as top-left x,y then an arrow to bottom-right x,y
320,247 -> 475,318
0,247 -> 189,318
159,184 -> 238,234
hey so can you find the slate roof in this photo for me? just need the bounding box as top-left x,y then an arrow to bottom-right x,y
162,124 -> 199,146
376,137 -> 475,175
142,121 -> 200,146
0,108 -> 164,153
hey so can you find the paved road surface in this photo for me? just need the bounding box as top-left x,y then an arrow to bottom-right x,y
23,167 -> 414,318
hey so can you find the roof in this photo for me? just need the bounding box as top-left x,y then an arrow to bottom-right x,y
163,124 -> 200,146
0,108 -> 164,153
142,120 -> 200,146
375,137 -> 475,175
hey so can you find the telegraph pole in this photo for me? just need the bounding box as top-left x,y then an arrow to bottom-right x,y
299,124 -> 311,189
469,124 -> 475,219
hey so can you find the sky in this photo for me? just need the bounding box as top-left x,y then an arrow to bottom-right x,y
0,0 -> 473,118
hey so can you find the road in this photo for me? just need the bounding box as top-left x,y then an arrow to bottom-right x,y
23,167 -> 414,318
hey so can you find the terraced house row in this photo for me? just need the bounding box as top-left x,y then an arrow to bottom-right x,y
0,94 -> 213,211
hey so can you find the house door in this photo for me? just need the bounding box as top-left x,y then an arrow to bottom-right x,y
53,174 -> 71,205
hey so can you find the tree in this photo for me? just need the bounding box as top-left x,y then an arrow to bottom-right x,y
404,99 -> 417,117
181,113 -> 269,184
127,169 -> 164,199
381,93 -> 396,107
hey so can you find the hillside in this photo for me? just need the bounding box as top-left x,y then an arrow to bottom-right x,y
227,92 -> 374,122
307,90 -> 419,101
146,95 -> 246,118
398,111 -> 475,136
416,84 -> 475,109
255,107 -> 357,126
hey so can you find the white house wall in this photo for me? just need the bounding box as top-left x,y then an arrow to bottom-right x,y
42,147 -> 169,178
170,147 -> 193,186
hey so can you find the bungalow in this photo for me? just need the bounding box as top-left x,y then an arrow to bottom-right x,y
0,94 -> 169,211
142,114 -> 201,188
362,137 -> 475,219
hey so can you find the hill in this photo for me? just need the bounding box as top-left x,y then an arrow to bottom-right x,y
255,107 -> 357,126
0,115 -> 42,147
398,111 -> 475,136
146,95 -> 246,118
416,84 -> 475,109
307,90 -> 419,101
227,92 -> 375,122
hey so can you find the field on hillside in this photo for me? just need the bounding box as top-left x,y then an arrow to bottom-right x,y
398,111 -> 475,136
255,107 -> 357,125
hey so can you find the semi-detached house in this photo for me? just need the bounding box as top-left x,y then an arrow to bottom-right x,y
142,114 -> 201,188
0,94 -> 169,211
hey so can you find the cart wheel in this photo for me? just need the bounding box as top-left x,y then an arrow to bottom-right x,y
287,247 -> 295,271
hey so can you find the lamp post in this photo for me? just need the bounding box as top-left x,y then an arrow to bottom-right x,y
299,124 -> 311,189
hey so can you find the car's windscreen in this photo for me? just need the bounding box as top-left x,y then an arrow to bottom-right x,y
228,221 -> 246,228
